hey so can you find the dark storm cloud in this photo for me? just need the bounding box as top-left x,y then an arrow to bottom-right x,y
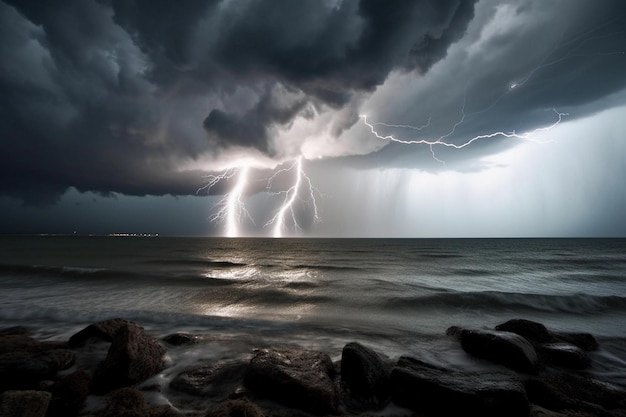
0,0 -> 477,204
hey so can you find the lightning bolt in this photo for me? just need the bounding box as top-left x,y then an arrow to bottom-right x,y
199,166 -> 252,237
265,156 -> 320,238
360,106 -> 568,164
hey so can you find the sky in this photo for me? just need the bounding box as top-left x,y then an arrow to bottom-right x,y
1,0 -> 625,237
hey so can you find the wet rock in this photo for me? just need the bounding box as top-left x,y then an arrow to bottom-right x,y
525,368 -> 626,414
45,370 -> 92,417
460,328 -> 540,374
539,343 -> 590,370
0,390 -> 51,417
340,341 -> 391,410
0,349 -> 75,391
552,331 -> 598,352
496,319 -> 553,343
91,322 -> 166,394
390,356 -> 529,417
495,319 -> 598,351
244,348 -> 337,415
100,387 -> 150,417
170,360 -> 248,397
68,318 -> 135,348
205,399 -> 265,417
162,332 -> 200,346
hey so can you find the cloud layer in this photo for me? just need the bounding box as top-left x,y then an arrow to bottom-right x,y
1,0 -> 625,207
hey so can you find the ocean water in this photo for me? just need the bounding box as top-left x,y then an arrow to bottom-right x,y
1,236 -> 625,389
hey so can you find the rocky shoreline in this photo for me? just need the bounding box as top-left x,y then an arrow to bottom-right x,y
1,318 -> 625,417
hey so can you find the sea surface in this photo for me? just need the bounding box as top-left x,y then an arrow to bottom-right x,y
1,236 -> 625,389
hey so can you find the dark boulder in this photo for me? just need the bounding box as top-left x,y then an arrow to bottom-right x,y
525,368 -> 626,414
460,329 -> 540,374
91,322 -> 166,394
552,331 -> 598,351
390,356 -> 530,417
99,387 -> 150,417
244,348 -> 337,415
0,390 -> 51,417
162,333 -> 200,346
170,360 -> 248,397
205,399 -> 265,417
45,370 -> 91,417
538,343 -> 590,370
68,318 -> 135,348
340,342 -> 391,410
496,319 -> 552,343
495,319 -> 598,351
0,349 -> 74,391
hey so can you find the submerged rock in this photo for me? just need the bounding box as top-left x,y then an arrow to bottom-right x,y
460,328 -> 540,374
90,322 -> 166,394
244,348 -> 337,415
340,341 -> 391,410
390,356 -> 529,417
170,360 -> 248,397
538,343 -> 590,370
162,332 -> 200,346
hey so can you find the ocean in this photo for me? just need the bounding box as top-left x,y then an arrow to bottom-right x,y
1,236 -> 625,389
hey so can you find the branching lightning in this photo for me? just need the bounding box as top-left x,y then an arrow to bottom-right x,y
265,156 -> 320,238
200,166 -> 253,237
360,106 -> 568,164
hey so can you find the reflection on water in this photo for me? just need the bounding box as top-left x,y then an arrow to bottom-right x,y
196,263 -> 322,320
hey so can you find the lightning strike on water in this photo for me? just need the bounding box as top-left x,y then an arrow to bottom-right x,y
360,107 -> 568,164
265,156 -> 320,238
200,166 -> 252,237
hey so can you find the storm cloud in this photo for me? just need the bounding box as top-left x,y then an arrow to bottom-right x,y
0,0 -> 478,204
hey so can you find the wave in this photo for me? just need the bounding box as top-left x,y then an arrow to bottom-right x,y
0,262 -> 240,288
149,258 -> 248,268
0,263 -> 112,278
384,290 -> 626,314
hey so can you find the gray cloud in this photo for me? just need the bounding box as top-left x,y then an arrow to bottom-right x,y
2,0 -> 625,210
0,0 -> 478,204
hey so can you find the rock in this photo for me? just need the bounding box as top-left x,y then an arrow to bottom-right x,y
244,348 -> 337,415
45,370 -> 92,417
162,332 -> 200,346
525,368 -> 626,414
552,331 -> 598,352
170,360 -> 248,397
496,319 -> 553,343
0,349 -> 75,391
68,318 -> 135,347
495,319 -> 598,351
340,341 -> 390,410
390,356 -> 530,417
205,399 -> 266,417
539,343 -> 590,370
460,328 -> 540,374
0,390 -> 51,417
91,322 -> 167,394
100,387 -> 150,417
